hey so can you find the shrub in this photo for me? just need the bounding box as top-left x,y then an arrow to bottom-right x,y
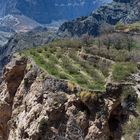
56,49 -> 63,58
114,50 -> 130,62
44,47 -> 48,51
49,55 -> 58,63
115,22 -> 126,30
80,91 -> 96,103
44,52 -> 50,58
24,78 -> 29,88
61,56 -> 79,75
68,49 -> 79,61
74,75 -> 88,85
36,57 -> 46,65
112,62 -> 137,81
39,118 -> 48,135
58,72 -> 68,79
36,48 -> 43,53
48,47 -> 57,54
29,50 -> 37,56
68,81 -> 77,92
44,62 -> 58,75
68,66 -> 80,75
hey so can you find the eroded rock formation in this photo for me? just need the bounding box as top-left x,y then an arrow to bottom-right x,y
0,56 -> 27,140
0,56 -> 138,140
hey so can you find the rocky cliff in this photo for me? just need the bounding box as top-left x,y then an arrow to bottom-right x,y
59,0 -> 140,36
0,49 -> 139,140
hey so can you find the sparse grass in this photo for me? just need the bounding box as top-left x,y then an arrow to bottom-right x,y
116,21 -> 140,32
112,62 -> 137,82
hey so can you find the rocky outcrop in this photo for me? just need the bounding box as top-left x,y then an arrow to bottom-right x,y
0,56 -> 27,140
0,56 -> 138,140
59,0 -> 140,36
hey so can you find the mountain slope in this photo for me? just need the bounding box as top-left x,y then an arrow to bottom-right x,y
0,15 -> 41,32
0,0 -> 112,24
59,0 -> 140,36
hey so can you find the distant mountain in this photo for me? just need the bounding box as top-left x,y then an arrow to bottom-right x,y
59,0 -> 140,36
0,15 -> 41,32
0,0 -> 112,24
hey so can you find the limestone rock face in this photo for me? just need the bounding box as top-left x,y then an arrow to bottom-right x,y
0,56 -> 27,140
0,56 -> 138,140
3,57 -> 27,95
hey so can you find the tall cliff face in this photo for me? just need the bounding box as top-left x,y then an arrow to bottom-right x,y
59,0 -> 140,36
0,0 -> 112,24
0,56 -> 138,140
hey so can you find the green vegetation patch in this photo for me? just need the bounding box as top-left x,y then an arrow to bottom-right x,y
22,37 -> 139,90
22,39 -> 107,91
112,62 -> 137,82
116,21 -> 140,32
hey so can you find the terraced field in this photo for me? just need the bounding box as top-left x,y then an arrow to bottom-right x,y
22,39 -> 138,91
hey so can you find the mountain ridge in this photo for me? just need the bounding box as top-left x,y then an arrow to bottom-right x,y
59,0 -> 140,36
0,0 -> 112,24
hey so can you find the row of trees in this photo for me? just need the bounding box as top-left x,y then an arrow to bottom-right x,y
99,33 -> 135,52
81,32 -> 136,52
